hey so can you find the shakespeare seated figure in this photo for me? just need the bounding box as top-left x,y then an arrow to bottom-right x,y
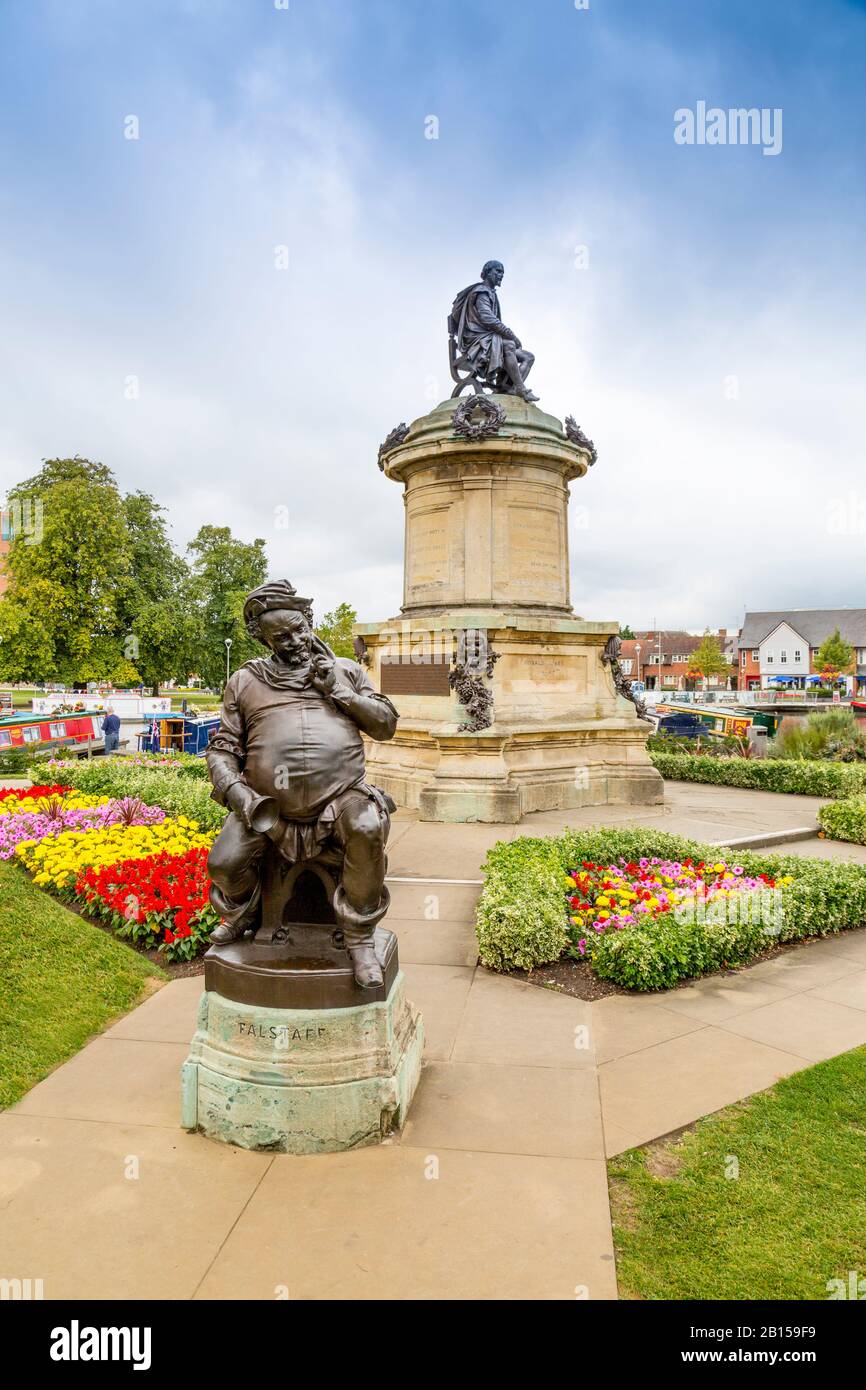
205,580 -> 399,989
448,259 -> 539,401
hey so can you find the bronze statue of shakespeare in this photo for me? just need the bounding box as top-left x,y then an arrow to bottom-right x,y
448,260 -> 538,401
205,580 -> 399,988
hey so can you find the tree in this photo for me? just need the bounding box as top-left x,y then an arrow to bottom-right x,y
815,628 -> 854,680
187,526 -> 268,688
316,602 -> 357,659
619,624 -> 636,640
118,492 -> 196,694
689,631 -> 728,688
0,457 -> 138,684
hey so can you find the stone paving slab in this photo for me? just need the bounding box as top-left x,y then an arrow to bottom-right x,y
719,993 -> 866,1062
518,781 -> 828,842
0,1114 -> 270,1301
401,1059 -> 604,1159
399,963 -> 474,1061
809,967 -> 866,1011
451,970 -> 593,1069
13,1037 -> 191,1128
387,917 -> 479,967
588,994 -> 703,1065
773,836 -> 866,863
191,1145 -> 618,1301
597,1027 -> 806,1152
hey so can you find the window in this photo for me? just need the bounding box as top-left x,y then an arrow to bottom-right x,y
780,650 -> 787,663
741,652 -> 747,667
22,725 -> 41,742
49,722 -> 67,738
752,651 -> 759,661
794,650 -> 802,663
0,730 -> 11,747
766,653 -> 774,664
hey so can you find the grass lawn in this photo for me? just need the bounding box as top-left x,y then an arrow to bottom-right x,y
609,1046 -> 866,1299
0,859 -> 165,1108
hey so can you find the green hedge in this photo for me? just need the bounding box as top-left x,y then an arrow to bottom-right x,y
818,797 -> 866,845
650,751 -> 866,799
36,758 -> 225,831
476,827 -> 866,991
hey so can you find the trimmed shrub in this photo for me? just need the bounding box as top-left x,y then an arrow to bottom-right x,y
650,752 -> 866,799
476,826 -> 866,990
818,797 -> 866,845
475,837 -> 569,971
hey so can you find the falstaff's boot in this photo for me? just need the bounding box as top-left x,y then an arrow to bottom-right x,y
334,883 -> 390,988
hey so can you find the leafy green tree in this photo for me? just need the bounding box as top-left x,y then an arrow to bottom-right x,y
815,628 -> 854,678
186,525 -> 268,688
316,602 -> 358,659
689,631 -> 728,688
0,457 -> 138,684
118,492 -> 197,694
619,624 -> 636,640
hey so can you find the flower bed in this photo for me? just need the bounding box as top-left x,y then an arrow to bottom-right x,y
6,788 -> 217,963
477,827 -> 866,990
0,784 -> 72,806
0,797 -> 165,860
46,751 -> 209,779
566,856 -> 791,962
34,759 -> 225,830
650,751 -> 866,799
76,847 -> 218,963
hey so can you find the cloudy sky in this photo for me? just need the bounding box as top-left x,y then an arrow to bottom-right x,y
1,0 -> 865,632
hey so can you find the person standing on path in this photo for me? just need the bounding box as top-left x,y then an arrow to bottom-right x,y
101,706 -> 121,754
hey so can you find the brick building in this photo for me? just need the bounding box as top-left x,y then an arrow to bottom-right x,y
619,630 -> 737,693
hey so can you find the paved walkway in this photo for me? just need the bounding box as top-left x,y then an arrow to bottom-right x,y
3,781 -> 866,1300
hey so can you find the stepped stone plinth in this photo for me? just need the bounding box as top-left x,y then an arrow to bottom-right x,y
360,394 -> 662,823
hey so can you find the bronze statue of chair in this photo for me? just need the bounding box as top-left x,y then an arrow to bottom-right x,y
448,312 -> 494,397
259,843 -> 345,944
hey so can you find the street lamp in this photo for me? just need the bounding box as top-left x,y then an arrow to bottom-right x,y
635,642 -> 641,690
224,637 -> 233,689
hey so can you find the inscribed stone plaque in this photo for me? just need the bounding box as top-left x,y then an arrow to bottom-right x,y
380,657 -> 452,696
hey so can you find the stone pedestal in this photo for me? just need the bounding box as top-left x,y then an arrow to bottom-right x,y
361,395 -> 663,823
181,926 -> 424,1154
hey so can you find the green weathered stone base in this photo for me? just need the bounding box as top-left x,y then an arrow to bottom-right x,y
181,971 -> 424,1154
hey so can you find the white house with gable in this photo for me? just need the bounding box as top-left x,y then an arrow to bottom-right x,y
758,621 -> 811,684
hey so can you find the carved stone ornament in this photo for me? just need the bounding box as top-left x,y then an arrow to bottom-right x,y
449,629 -> 501,731
564,415 -> 598,466
451,395 -> 507,442
377,422 -> 410,470
602,634 -> 647,719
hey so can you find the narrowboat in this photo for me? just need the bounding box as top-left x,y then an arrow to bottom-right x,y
655,702 -> 780,739
0,707 -> 107,755
137,711 -> 220,756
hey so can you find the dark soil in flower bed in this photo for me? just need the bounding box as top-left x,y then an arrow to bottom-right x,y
513,958 -> 624,1000
513,935 -> 827,1001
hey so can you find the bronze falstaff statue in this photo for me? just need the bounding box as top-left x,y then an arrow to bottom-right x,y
205,580 -> 399,989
